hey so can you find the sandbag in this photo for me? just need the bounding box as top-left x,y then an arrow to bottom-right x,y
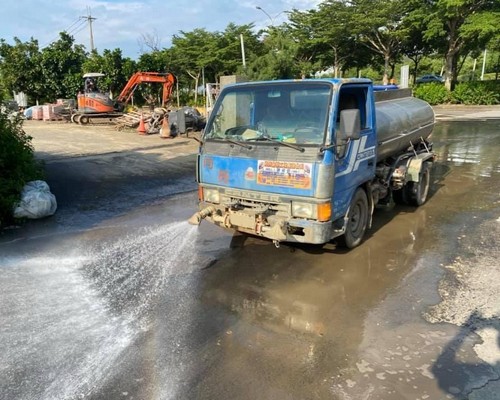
13,180 -> 57,219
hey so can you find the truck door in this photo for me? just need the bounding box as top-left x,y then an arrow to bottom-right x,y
332,84 -> 376,219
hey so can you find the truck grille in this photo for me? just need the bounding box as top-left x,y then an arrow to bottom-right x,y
220,194 -> 290,215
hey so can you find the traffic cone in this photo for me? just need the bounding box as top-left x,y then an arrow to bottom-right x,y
137,113 -> 147,135
159,114 -> 172,139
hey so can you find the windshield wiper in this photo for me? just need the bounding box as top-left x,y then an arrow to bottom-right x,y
247,136 -> 305,153
223,138 -> 253,150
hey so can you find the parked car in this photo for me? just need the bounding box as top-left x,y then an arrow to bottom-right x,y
416,74 -> 444,84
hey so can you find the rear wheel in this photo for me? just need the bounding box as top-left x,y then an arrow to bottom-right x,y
407,162 -> 431,206
340,188 -> 369,249
393,161 -> 432,207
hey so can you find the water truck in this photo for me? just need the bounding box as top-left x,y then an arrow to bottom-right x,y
188,79 -> 435,249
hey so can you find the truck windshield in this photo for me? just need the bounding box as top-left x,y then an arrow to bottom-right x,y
204,82 -> 332,146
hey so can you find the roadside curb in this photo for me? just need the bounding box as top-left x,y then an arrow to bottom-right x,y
434,114 -> 500,121
433,105 -> 500,121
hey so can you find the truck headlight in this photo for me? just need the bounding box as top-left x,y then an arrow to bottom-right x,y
292,201 -> 331,222
292,202 -> 316,219
203,188 -> 220,204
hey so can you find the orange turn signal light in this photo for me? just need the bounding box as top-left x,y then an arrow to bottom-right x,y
198,186 -> 204,201
317,202 -> 332,222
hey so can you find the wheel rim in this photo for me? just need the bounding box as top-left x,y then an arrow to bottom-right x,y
341,189 -> 369,248
349,201 -> 366,238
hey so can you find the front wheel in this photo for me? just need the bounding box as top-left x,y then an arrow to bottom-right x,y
339,188 -> 369,249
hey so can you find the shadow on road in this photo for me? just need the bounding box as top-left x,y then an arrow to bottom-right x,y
433,311 -> 500,399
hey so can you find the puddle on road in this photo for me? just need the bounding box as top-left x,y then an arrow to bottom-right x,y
0,220 -> 200,400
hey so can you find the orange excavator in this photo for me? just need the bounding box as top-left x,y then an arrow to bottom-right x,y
72,71 -> 176,124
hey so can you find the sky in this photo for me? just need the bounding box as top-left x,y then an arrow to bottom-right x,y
0,0 -> 320,59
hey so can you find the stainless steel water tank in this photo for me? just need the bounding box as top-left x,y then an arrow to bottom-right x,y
375,96 -> 434,161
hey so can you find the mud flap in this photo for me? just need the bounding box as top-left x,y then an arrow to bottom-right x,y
407,153 -> 434,183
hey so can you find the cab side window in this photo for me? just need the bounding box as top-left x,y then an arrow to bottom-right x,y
337,88 -> 368,129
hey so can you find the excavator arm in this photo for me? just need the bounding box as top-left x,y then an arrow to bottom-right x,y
116,72 -> 176,107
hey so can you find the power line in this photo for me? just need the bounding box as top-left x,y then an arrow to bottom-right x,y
67,19 -> 87,36
42,18 -> 85,48
41,9 -> 97,50
65,17 -> 84,33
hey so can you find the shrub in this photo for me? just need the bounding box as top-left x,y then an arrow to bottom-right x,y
0,111 -> 43,227
413,82 -> 450,105
451,81 -> 500,105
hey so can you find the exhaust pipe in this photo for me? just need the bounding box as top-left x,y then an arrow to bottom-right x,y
188,205 -> 216,225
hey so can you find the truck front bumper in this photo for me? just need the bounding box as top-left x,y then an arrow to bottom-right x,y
200,202 -> 332,245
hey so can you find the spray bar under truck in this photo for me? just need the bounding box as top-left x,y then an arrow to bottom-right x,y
189,78 -> 435,249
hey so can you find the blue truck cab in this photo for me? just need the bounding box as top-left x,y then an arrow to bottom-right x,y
190,78 -> 434,248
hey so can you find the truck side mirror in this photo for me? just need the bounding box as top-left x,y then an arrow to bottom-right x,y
339,109 -> 361,141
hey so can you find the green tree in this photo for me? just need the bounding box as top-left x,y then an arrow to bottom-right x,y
216,23 -> 262,78
0,37 -> 41,103
490,35 -> 500,80
83,49 -> 136,96
0,112 -> 43,226
38,32 -> 87,102
169,29 -> 221,104
137,50 -> 169,72
246,25 -> 301,80
423,0 -> 500,90
288,2 -> 361,78
287,9 -> 324,77
400,5 -> 439,83
345,0 -> 411,84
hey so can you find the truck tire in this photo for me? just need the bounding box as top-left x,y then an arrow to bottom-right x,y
340,188 -> 369,249
407,161 -> 431,206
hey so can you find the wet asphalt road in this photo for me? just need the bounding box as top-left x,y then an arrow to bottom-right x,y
1,117 -> 499,400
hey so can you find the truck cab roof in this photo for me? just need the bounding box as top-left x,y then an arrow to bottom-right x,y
222,78 -> 374,89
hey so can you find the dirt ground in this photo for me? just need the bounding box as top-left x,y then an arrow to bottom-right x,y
23,119 -> 200,162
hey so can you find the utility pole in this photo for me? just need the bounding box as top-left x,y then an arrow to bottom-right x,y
481,49 -> 487,81
81,6 -> 96,51
240,34 -> 246,69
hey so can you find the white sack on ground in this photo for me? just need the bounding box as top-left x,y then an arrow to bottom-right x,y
13,180 -> 57,219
